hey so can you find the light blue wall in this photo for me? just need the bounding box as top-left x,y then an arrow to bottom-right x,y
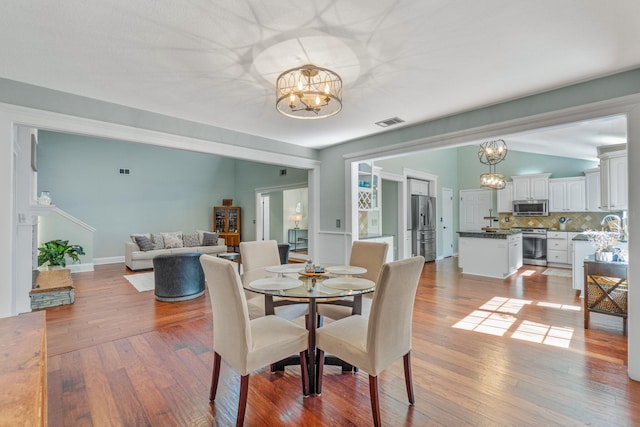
37,131 -> 236,257
269,191 -> 284,243
37,132 -> 309,257
318,69 -> 640,236
376,147 -> 460,256
456,145 -> 599,190
233,160 -> 308,242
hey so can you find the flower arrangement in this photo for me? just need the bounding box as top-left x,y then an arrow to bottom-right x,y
584,230 -> 620,262
584,230 -> 618,251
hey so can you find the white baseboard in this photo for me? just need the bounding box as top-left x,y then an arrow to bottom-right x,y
94,256 -> 125,265
69,263 -> 94,273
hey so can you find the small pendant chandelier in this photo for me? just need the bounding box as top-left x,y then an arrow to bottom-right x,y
478,139 -> 508,189
276,64 -> 342,119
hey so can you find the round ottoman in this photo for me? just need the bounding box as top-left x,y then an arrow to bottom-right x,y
153,252 -> 205,302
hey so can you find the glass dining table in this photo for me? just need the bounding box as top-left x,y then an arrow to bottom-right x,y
241,264 -> 375,395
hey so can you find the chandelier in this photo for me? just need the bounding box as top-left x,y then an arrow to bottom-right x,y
276,64 -> 342,119
478,139 -> 508,189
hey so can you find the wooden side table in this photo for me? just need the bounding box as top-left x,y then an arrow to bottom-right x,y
30,269 -> 75,309
583,256 -> 628,336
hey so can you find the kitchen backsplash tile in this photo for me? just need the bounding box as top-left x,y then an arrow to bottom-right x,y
498,211 -> 625,231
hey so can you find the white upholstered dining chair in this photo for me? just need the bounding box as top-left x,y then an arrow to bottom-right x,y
239,240 -> 307,320
199,254 -> 309,426
239,240 -> 281,273
316,240 -> 388,321
315,256 -> 425,427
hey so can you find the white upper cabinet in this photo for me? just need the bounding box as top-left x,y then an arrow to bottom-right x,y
599,149 -> 628,211
598,144 -> 629,211
584,167 -> 601,211
408,178 -> 430,196
512,173 -> 551,200
549,177 -> 586,212
497,181 -> 513,212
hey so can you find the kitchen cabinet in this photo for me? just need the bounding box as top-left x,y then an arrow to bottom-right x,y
358,163 -> 381,210
549,177 -> 586,212
584,167 -> 601,211
408,178 -> 430,196
360,235 -> 395,262
512,173 -> 551,200
547,231 -> 569,265
573,238 -> 593,292
496,182 -> 513,212
599,148 -> 627,211
213,205 -> 241,249
358,162 -> 382,236
458,232 -> 522,279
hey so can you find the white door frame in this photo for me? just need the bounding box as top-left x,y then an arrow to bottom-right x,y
254,182 -> 307,244
442,187 -> 454,257
261,194 -> 270,240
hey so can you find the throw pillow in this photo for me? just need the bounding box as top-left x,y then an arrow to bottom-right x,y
162,232 -> 183,249
135,235 -> 155,252
202,232 -> 219,246
183,231 -> 200,247
151,233 -> 164,250
130,233 -> 151,244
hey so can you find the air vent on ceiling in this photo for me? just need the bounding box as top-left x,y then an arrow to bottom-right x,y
375,117 -> 405,128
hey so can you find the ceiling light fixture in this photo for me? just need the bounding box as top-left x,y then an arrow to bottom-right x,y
276,64 -> 342,119
478,139 -> 508,189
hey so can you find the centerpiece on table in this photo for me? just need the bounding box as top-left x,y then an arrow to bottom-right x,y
583,230 -> 620,262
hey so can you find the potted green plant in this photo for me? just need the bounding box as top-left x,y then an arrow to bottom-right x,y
37,239 -> 85,268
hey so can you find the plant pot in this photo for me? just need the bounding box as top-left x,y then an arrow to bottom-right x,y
595,250 -> 613,262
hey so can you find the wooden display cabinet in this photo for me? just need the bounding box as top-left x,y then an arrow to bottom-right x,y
213,206 -> 241,250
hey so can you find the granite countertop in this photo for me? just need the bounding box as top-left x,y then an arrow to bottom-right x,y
457,230 -> 521,239
572,233 -> 628,242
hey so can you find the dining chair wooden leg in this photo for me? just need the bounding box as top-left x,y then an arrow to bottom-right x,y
316,349 -> 325,395
300,350 -> 310,396
237,374 -> 249,427
210,352 -> 222,401
403,351 -> 415,404
369,375 -> 381,427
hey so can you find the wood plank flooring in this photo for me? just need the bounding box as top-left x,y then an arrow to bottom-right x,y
44,259 -> 640,426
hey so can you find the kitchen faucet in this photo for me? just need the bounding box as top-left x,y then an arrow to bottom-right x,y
601,214 -> 623,236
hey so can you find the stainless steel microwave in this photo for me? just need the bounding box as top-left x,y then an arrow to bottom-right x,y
512,200 -> 549,216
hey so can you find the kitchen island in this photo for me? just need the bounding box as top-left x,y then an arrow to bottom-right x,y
458,230 -> 523,279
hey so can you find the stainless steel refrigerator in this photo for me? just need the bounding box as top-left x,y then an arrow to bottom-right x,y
409,195 -> 436,262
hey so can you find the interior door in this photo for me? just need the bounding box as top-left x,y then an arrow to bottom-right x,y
442,188 -> 453,258
459,189 -> 493,231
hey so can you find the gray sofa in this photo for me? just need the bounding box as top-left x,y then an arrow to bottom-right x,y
125,230 -> 227,271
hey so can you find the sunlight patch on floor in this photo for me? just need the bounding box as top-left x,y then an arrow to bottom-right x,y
520,270 -> 537,276
453,297 -> 575,347
453,310 -> 516,336
479,296 -> 531,314
537,301 -> 581,311
512,321 -> 573,348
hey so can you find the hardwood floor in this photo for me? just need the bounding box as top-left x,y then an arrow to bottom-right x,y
44,259 -> 639,426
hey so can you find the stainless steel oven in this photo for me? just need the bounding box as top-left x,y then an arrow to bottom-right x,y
514,228 -> 547,266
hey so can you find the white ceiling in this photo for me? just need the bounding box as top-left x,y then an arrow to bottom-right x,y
1,1 -> 638,157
